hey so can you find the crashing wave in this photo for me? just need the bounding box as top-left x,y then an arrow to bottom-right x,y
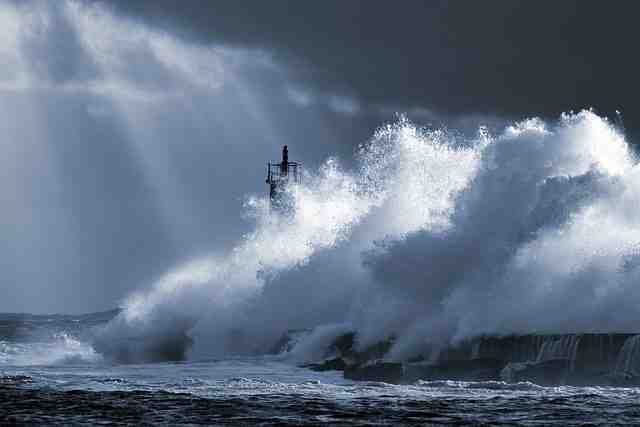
96,110 -> 640,364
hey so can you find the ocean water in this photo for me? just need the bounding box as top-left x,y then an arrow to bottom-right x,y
4,3 -> 640,425
4,111 -> 640,424
2,313 -> 640,426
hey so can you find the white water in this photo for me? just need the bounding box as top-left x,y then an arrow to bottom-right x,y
537,336 -> 582,363
616,335 -> 640,375
94,115 -> 481,360
0,334 -> 101,366
96,109 -> 640,364
2,1 -> 640,365
537,335 -> 582,371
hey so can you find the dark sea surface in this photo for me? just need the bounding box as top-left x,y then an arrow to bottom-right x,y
2,312 -> 640,426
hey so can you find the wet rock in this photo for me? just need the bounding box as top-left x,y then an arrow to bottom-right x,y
329,333 -> 394,366
330,332 -> 356,356
302,357 -> 347,372
344,362 -> 404,383
404,358 -> 504,382
500,358 -> 571,385
269,329 -> 311,354
606,372 -> 640,386
309,332 -> 640,386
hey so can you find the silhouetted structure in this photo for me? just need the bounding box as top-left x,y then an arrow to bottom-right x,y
266,145 -> 301,212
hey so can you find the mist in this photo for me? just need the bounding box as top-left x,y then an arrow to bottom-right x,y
95,106 -> 640,364
4,1 -> 640,366
0,0 -> 379,314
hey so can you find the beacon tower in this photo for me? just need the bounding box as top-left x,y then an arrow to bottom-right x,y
266,145 -> 301,212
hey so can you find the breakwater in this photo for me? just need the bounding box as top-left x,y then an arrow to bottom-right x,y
293,332 -> 640,386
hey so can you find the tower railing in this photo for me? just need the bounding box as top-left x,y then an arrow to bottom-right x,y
266,161 -> 302,186
266,146 -> 301,212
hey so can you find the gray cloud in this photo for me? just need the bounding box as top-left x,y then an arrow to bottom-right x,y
97,1 -> 640,140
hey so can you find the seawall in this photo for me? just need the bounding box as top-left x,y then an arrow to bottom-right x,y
295,332 -> 640,386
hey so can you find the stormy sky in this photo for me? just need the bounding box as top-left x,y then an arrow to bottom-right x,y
105,1 -> 640,131
2,0 -> 639,314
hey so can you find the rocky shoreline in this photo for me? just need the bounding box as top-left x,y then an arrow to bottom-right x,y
288,332 -> 640,386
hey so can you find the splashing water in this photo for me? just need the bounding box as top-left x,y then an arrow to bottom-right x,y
95,108 -> 640,364
95,114 -> 478,361
2,0 -> 639,369
95,159 -> 380,360
616,335 -> 640,375
0,333 -> 101,366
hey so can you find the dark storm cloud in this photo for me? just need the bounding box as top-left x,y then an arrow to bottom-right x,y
101,0 -> 640,139
3,0 -> 639,315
